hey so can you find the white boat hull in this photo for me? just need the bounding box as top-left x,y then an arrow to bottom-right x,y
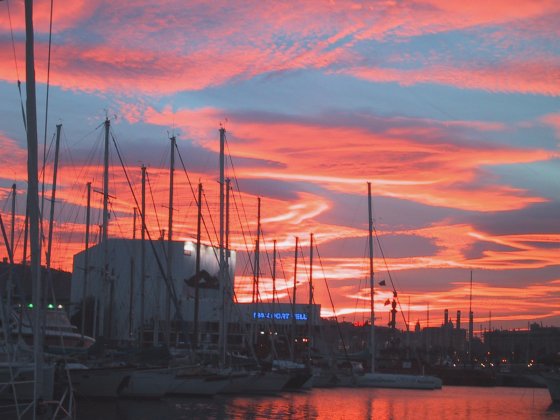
118,370 -> 173,398
356,372 -> 442,390
167,369 -> 229,396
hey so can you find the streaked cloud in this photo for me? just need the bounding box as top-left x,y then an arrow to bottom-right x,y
1,0 -> 559,330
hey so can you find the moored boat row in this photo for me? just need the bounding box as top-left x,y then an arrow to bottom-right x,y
66,364 -> 302,399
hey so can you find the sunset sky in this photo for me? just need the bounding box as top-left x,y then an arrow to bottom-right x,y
1,0 -> 559,332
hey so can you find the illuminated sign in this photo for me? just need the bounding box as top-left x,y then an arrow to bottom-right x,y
252,311 -> 308,321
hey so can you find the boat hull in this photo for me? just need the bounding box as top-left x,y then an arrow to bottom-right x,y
355,372 -> 442,390
166,369 -> 229,396
118,370 -> 173,399
221,371 -> 291,395
69,366 -> 133,398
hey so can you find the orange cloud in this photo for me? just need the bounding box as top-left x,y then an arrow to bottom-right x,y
2,1 -> 558,96
141,106 -> 554,212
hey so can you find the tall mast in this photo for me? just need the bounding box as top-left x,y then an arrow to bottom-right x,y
193,182 -> 202,349
22,208 -> 29,266
272,239 -> 276,316
308,232 -> 313,359
132,208 -> 137,240
468,270 -> 474,359
291,236 -> 298,361
7,184 -> 16,309
164,136 -> 175,346
24,0 -> 44,409
10,184 -> 16,264
253,197 -> 261,303
140,165 -> 146,346
81,182 -> 91,338
225,178 -> 231,260
218,126 -> 226,366
224,177 -> 231,358
367,182 -> 375,373
46,123 -> 61,271
100,117 -> 110,338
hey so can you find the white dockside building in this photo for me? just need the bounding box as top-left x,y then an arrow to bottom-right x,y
70,238 -> 321,351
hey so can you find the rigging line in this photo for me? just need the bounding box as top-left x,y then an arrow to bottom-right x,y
5,0 -> 26,132
315,245 -> 351,361
229,183 -> 252,253
255,233 -> 280,336
55,183 -> 87,269
259,230 -> 278,302
68,125 -> 104,195
373,224 -> 408,329
174,143 -> 220,264
225,139 -> 254,246
42,0 -> 55,207
354,236 -> 368,324
199,189 -> 220,263
175,143 -> 219,254
110,131 -> 180,311
276,244 -> 292,304
254,227 -> 271,303
298,240 -> 310,290
146,171 -> 163,240
1,189 -> 12,212
173,142 -> 198,211
40,130 -> 56,233
230,187 -> 256,276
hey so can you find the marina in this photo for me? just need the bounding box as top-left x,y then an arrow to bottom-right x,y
1,0 -> 559,418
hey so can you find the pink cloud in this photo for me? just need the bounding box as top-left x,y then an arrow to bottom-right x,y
342,58 -> 560,96
140,106 -> 554,212
2,1 -> 558,96
0,134 -> 28,182
542,113 -> 560,141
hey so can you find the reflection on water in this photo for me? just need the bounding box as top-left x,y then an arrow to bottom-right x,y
77,387 -> 557,419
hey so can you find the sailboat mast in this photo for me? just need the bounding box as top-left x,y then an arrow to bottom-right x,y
308,232 -> 313,358
468,270 -> 474,359
100,117 -> 110,338
8,184 -> 16,309
218,126 -> 226,366
140,165 -> 146,346
291,236 -> 298,361
165,136 -> 175,345
24,0 -> 44,408
10,184 -> 15,261
224,177 -> 231,360
193,182 -> 202,349
272,239 -> 277,315
225,178 -> 230,253
46,123 -> 61,271
253,197 -> 261,303
367,182 -> 375,373
81,182 -> 91,338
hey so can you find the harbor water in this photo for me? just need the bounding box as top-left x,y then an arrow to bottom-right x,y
76,386 -> 559,419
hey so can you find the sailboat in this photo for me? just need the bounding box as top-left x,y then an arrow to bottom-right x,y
354,182 -> 442,390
